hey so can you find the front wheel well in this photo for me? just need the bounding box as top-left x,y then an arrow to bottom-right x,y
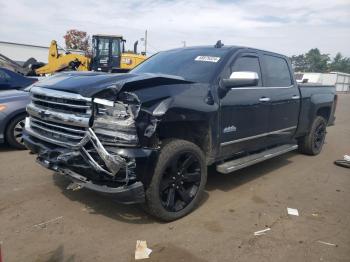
5,112 -> 27,135
157,121 -> 211,158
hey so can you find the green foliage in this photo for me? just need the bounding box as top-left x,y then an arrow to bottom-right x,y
330,53 -> 350,73
290,49 -> 350,73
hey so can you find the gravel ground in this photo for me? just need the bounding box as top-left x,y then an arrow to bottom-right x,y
0,94 -> 349,262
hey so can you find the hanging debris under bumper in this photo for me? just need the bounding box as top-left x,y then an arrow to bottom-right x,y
56,168 -> 145,204
22,125 -> 160,204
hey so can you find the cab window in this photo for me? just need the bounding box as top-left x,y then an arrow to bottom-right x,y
0,70 -> 10,80
98,38 -> 109,56
231,55 -> 262,86
111,39 -> 120,56
263,55 -> 292,87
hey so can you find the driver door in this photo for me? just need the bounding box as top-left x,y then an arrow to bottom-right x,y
219,52 -> 270,158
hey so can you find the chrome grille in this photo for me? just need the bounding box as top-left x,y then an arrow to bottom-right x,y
32,94 -> 90,114
26,86 -> 92,147
30,117 -> 85,141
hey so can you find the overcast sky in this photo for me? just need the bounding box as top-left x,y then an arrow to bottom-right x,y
0,0 -> 349,57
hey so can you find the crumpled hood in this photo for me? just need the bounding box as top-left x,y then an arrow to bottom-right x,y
32,71 -> 192,98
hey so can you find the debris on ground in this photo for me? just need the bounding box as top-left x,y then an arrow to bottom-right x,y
334,155 -> 350,168
317,240 -> 338,247
254,228 -> 271,236
66,182 -> 83,191
32,216 -> 64,229
135,240 -> 152,260
287,208 -> 299,216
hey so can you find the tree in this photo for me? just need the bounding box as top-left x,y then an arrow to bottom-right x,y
290,49 -> 350,73
304,48 -> 330,72
63,29 -> 90,52
330,53 -> 350,73
290,54 -> 308,72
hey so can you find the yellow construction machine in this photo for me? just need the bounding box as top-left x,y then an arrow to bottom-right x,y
35,40 -> 90,75
91,34 -> 146,73
35,35 -> 147,75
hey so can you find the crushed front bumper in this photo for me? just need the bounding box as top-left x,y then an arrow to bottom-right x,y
54,167 -> 145,204
23,121 -> 159,204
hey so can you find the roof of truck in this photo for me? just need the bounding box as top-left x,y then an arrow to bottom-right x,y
166,45 -> 288,58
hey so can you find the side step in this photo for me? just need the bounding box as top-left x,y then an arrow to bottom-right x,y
216,144 -> 298,174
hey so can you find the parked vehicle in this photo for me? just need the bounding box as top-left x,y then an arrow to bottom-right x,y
0,67 -> 37,90
0,89 -> 30,149
23,44 -> 337,221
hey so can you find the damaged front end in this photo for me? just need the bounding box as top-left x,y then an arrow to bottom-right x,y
23,86 -> 161,204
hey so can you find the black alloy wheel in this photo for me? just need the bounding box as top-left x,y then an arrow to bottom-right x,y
313,121 -> 326,151
144,139 -> 207,221
160,152 -> 202,212
298,116 -> 327,155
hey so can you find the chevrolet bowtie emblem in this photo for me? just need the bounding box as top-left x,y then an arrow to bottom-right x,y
39,110 -> 50,118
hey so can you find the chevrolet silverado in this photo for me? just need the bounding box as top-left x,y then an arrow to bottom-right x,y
23,44 -> 337,221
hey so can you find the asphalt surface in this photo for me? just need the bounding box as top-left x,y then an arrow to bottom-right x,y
0,94 -> 349,262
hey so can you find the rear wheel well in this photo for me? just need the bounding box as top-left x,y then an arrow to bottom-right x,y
157,121 -> 211,158
316,107 -> 331,122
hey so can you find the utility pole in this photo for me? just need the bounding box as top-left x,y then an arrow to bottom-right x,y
144,30 -> 148,55
182,41 -> 186,47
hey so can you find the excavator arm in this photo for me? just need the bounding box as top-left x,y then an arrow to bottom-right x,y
35,40 -> 90,75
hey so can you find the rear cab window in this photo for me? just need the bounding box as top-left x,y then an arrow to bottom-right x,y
262,54 -> 293,87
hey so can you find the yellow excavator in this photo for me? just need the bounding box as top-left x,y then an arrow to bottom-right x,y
35,40 -> 90,75
35,35 -> 147,75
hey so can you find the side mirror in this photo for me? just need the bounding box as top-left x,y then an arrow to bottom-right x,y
222,71 -> 259,89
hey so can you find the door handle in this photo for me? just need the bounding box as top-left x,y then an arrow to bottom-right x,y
291,95 -> 300,100
259,97 -> 270,102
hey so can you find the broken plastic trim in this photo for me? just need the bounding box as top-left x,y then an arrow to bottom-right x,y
93,90 -> 173,142
56,168 -> 145,204
38,127 -> 131,177
78,128 -> 130,176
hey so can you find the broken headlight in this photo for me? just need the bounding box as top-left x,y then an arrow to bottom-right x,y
93,97 -> 139,146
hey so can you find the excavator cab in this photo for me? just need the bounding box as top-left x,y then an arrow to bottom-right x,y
92,34 -> 147,73
92,34 -> 124,72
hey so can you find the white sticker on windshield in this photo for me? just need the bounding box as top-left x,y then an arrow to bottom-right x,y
195,56 -> 220,63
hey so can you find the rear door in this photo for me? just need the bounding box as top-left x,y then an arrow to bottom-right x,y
261,54 -> 300,145
219,52 -> 270,158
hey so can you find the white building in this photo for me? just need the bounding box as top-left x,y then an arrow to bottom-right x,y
296,72 -> 350,92
0,41 -> 84,64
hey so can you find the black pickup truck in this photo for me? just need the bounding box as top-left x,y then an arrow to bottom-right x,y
23,44 -> 337,221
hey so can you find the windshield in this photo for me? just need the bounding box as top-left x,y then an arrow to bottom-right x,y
111,39 -> 120,56
97,38 -> 109,57
131,48 -> 230,83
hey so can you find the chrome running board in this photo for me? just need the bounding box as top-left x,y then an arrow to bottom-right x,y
216,144 -> 298,174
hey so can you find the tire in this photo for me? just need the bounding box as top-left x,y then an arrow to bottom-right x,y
22,57 -> 37,69
298,116 -> 327,155
143,139 -> 207,221
5,114 -> 27,150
